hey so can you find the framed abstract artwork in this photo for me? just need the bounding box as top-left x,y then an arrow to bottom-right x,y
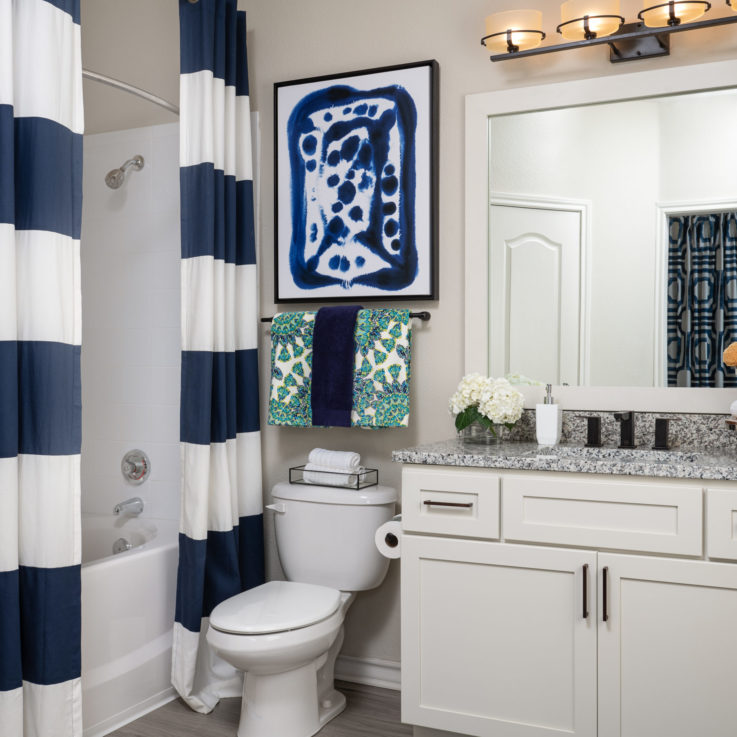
274,60 -> 439,302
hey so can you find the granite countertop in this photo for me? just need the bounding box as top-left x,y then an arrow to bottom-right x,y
392,439 -> 737,481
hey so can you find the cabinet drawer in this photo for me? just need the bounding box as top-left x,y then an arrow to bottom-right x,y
402,467 -> 500,539
503,475 -> 703,556
706,488 -> 737,561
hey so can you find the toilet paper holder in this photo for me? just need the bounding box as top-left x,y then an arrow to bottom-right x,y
384,531 -> 399,548
375,515 -> 402,560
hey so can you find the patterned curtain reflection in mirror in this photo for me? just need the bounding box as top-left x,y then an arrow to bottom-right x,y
668,212 -> 737,387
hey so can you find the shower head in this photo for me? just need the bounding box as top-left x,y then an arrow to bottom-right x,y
105,154 -> 144,189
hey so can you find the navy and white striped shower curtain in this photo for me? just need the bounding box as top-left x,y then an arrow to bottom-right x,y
172,0 -> 264,713
0,1 -> 83,735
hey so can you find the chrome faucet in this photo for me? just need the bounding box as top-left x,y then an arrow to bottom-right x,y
114,497 -> 144,516
613,412 -> 636,449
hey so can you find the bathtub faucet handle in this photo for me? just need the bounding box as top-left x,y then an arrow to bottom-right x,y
114,496 -> 144,516
121,449 -> 151,485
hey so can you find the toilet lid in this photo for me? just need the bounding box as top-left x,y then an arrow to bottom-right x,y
209,580 -> 342,635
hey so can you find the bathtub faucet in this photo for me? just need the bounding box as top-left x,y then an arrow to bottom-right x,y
114,497 -> 144,516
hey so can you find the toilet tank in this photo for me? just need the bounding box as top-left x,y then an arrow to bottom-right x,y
271,482 -> 397,591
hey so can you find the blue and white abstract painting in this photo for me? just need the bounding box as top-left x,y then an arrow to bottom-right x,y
276,62 -> 436,301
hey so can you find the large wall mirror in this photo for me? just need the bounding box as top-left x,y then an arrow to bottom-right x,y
466,60 -> 737,412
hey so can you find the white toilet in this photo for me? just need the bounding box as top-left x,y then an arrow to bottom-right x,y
206,482 -> 397,737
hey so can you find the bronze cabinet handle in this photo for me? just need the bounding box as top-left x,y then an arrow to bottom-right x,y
582,564 -> 589,619
602,566 -> 609,622
423,500 -> 473,508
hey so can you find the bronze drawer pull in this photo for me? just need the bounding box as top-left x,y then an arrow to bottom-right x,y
423,500 -> 473,508
582,564 -> 589,619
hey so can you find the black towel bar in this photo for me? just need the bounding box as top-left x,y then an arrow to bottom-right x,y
260,311 -> 430,323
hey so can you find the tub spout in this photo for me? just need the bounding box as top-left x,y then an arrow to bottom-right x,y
114,497 -> 144,516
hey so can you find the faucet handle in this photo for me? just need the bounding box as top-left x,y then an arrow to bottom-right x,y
613,410 -> 636,449
653,417 -> 671,450
583,416 -> 602,447
121,449 -> 151,485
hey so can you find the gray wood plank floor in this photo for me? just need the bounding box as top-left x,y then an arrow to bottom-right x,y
108,681 -> 412,737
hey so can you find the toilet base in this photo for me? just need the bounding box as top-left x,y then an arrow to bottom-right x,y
317,687 -> 347,729
237,666 -> 346,737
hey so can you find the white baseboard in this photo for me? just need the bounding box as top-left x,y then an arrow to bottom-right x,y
83,687 -> 177,737
82,658 -> 397,737
335,655 -> 401,691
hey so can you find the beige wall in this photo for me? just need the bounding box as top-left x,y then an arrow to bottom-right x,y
81,0 -> 737,664
81,0 -> 179,134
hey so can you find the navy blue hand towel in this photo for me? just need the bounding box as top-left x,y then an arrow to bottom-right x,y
311,305 -> 362,427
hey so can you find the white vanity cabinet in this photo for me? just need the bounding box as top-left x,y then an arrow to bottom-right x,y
400,466 -> 737,737
597,553 -> 737,737
402,535 -> 597,737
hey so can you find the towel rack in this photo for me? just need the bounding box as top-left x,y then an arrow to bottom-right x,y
260,311 -> 431,323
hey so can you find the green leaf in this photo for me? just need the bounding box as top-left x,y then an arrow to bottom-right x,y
475,414 -> 496,431
454,406 -> 480,431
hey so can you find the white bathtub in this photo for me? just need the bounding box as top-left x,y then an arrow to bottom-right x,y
81,514 -> 179,737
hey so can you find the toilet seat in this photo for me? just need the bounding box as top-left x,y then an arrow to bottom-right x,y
209,580 -> 342,635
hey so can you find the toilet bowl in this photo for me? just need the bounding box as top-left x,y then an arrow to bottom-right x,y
207,582 -> 354,737
206,483 -> 397,737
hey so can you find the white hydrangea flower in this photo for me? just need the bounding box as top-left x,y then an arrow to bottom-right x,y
449,374 -> 524,426
480,377 -> 524,424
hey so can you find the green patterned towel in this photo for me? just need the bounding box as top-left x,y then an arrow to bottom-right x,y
268,308 -> 411,428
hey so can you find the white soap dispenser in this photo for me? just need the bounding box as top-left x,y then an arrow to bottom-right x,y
536,384 -> 562,446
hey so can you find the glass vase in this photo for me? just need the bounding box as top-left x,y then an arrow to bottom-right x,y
458,420 -> 508,445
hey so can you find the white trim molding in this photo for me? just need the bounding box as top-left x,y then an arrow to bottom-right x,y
335,655 -> 401,691
465,59 -> 737,413
654,198 -> 737,389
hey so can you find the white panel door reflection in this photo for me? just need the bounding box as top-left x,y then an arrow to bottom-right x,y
490,203 -> 583,385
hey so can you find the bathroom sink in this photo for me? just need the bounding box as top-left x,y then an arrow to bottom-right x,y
523,447 -> 702,464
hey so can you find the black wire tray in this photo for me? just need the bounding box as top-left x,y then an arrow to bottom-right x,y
289,465 -> 378,490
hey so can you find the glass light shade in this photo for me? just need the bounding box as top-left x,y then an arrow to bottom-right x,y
639,0 -> 708,27
729,0 -> 737,12
484,9 -> 544,53
559,0 -> 622,39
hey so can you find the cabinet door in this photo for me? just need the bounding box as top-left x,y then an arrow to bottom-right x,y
401,536 -> 597,737
598,553 -> 737,737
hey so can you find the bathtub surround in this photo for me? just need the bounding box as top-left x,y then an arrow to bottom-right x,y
81,124 -> 181,521
81,516 -> 179,737
173,0 -> 265,714
0,1 -> 84,735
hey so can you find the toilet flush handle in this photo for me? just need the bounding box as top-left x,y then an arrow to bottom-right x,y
265,502 -> 286,514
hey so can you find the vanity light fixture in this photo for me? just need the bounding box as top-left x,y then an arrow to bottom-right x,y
557,0 -> 624,40
481,9 -> 546,53
638,0 -> 710,27
482,0 -> 737,63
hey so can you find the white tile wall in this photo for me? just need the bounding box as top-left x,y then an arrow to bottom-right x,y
81,123 -> 181,521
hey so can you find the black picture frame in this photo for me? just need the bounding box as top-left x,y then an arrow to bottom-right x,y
273,60 -> 439,303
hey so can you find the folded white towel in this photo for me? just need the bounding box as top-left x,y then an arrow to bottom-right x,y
307,448 -> 361,471
302,462 -> 363,488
